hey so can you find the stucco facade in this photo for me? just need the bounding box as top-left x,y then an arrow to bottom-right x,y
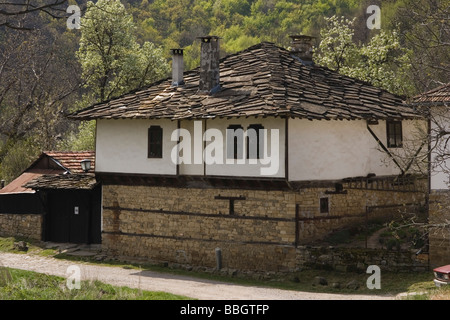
95,117 -> 426,181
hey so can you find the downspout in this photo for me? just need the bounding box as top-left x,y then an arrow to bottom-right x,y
366,121 -> 405,175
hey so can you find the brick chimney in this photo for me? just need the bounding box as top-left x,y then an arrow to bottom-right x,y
289,35 -> 315,65
198,36 -> 220,94
171,49 -> 184,87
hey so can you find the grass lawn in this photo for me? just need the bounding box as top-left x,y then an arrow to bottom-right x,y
0,267 -> 191,300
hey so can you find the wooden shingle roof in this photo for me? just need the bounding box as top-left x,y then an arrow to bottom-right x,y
69,42 -> 420,121
24,173 -> 98,190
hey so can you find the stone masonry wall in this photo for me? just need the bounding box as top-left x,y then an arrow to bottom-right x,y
101,180 -> 426,272
0,214 -> 42,240
428,190 -> 450,268
296,246 -> 428,272
296,187 -> 426,243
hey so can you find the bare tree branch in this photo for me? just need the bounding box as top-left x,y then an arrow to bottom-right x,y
0,0 -> 68,30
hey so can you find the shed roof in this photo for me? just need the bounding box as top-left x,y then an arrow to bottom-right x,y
24,173 -> 98,191
69,42 -> 420,122
0,170 -> 57,194
0,151 -> 96,194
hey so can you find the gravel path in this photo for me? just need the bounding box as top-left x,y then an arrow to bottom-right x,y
0,252 -> 396,300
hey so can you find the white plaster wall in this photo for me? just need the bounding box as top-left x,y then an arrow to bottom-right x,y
95,119 -> 177,175
206,117 -> 285,178
95,117 -> 426,182
288,118 -> 426,181
178,120 -> 204,175
430,107 -> 450,190
177,117 -> 285,178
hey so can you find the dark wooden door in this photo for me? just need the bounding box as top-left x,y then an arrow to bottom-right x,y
47,191 -> 70,242
46,190 -> 90,244
68,193 -> 89,243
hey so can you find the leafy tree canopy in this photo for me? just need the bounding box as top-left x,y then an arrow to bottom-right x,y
314,15 -> 414,96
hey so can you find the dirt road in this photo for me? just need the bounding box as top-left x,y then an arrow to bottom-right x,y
0,252 -> 396,300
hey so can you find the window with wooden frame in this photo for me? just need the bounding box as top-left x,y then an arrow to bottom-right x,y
226,125 -> 244,160
247,124 -> 264,160
148,126 -> 163,158
386,120 -> 403,148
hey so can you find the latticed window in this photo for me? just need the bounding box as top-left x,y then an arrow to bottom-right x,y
387,121 -> 402,148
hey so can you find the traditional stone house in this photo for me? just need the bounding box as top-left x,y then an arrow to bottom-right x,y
70,36 -> 427,272
410,83 -> 450,267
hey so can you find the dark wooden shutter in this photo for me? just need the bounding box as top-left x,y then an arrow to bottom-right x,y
226,125 -> 243,160
247,124 -> 264,159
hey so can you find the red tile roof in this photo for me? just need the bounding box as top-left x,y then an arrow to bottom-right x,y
44,151 -> 95,174
411,83 -> 450,106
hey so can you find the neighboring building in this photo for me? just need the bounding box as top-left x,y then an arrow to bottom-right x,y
410,82 -> 450,267
69,36 -> 427,272
0,151 -> 101,244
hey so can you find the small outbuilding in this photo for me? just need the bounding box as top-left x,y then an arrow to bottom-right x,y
0,151 -> 101,244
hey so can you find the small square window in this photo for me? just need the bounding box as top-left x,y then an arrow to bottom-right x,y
320,198 -> 329,214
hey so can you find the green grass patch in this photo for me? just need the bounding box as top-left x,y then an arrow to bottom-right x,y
0,237 -> 22,253
0,237 -> 56,255
0,267 -> 191,300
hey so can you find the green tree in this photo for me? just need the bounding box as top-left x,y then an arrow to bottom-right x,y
314,15 -> 413,96
77,0 -> 169,103
69,0 -> 170,151
0,139 -> 40,183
